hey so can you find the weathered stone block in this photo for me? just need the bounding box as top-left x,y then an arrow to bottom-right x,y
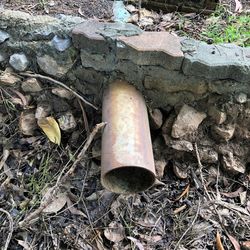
181,39 -> 250,83
118,32 -> 184,70
80,49 -> 116,71
72,20 -> 142,53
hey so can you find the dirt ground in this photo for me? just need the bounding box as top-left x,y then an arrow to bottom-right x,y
0,0 -> 250,250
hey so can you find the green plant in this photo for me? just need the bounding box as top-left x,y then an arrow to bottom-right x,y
202,6 -> 250,47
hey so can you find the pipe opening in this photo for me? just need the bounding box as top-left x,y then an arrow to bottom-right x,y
102,166 -> 155,194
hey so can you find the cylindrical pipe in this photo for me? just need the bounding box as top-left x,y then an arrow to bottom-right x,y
101,80 -> 156,194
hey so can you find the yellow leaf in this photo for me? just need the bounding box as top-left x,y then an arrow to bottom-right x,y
216,231 -> 225,250
37,117 -> 61,145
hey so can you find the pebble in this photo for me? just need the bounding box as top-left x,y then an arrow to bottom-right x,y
21,77 -> 42,92
198,147 -> 218,163
212,124 -> 235,141
0,67 -> 21,85
163,134 -> 193,152
222,152 -> 245,174
0,30 -> 10,43
155,159 -> 167,179
235,92 -> 247,104
0,52 -> 7,62
52,87 -> 74,100
208,106 -> 227,125
58,112 -> 77,131
171,104 -> 207,138
9,53 -> 29,71
149,108 -> 163,130
19,110 -> 37,136
35,103 -> 52,119
173,161 -> 188,179
51,35 -> 71,52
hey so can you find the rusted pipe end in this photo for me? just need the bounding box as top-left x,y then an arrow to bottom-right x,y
101,80 -> 156,194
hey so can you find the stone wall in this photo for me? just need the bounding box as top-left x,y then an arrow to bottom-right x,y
1,9 -> 250,175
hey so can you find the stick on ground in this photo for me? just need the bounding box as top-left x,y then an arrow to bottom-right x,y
19,122 -> 106,228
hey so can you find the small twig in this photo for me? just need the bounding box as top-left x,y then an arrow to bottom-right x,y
19,122 -> 106,228
77,98 -> 90,136
174,197 -> 201,250
19,72 -> 98,110
0,149 -> 10,171
0,208 -> 14,250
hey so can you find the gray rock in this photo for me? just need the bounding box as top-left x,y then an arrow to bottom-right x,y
51,87 -> 74,100
170,139 -> 193,152
222,152 -> 245,174
9,53 -> 29,71
235,92 -> 247,104
37,54 -> 73,78
0,52 -> 7,62
0,30 -> 10,43
212,124 -> 235,141
181,39 -> 250,83
21,77 -> 42,92
171,104 -> 207,138
149,108 -> 163,130
52,35 -> 71,52
208,106 -> 227,125
113,1 -> 131,23
58,112 -> 77,131
35,103 -> 52,119
198,147 -> 218,163
80,49 -> 116,71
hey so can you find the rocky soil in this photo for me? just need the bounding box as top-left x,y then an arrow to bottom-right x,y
0,1 -> 250,250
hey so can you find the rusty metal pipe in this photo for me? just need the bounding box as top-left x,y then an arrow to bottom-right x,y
101,80 -> 156,194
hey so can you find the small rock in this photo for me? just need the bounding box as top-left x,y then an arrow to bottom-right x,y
198,147 -> 218,163
35,103 -> 52,119
0,52 -> 7,62
9,53 -> 29,71
51,35 -> 71,52
19,110 -> 37,136
171,104 -> 207,138
149,108 -> 163,130
162,113 -> 175,134
212,124 -> 235,141
173,161 -> 188,179
37,54 -> 73,78
163,135 -> 193,152
126,4 -> 137,13
235,92 -> 247,104
0,30 -> 10,43
104,221 -> 125,243
52,87 -> 74,100
242,240 -> 250,250
0,68 -> 21,85
208,106 -> 227,125
21,78 -> 42,92
222,152 -> 245,174
155,159 -> 167,179
58,112 -> 77,131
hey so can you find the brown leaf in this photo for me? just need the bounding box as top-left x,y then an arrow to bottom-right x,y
66,197 -> 87,218
104,221 -> 125,243
221,187 -> 244,198
173,204 -> 187,215
37,116 -> 61,145
228,234 -> 240,250
174,184 -> 190,202
127,236 -> 144,250
42,188 -> 67,214
216,231 -> 225,250
19,110 -> 37,136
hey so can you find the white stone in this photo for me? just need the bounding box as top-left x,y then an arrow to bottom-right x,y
171,104 -> 207,138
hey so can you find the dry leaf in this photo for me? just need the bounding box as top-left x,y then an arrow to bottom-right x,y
38,116 -> 61,145
173,204 -> 187,215
104,221 -> 125,243
42,188 -> 67,214
221,187 -> 244,198
228,234 -> 240,250
66,197 -> 87,218
16,240 -> 32,250
216,231 -> 225,250
127,236 -> 144,250
234,0 -> 243,12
